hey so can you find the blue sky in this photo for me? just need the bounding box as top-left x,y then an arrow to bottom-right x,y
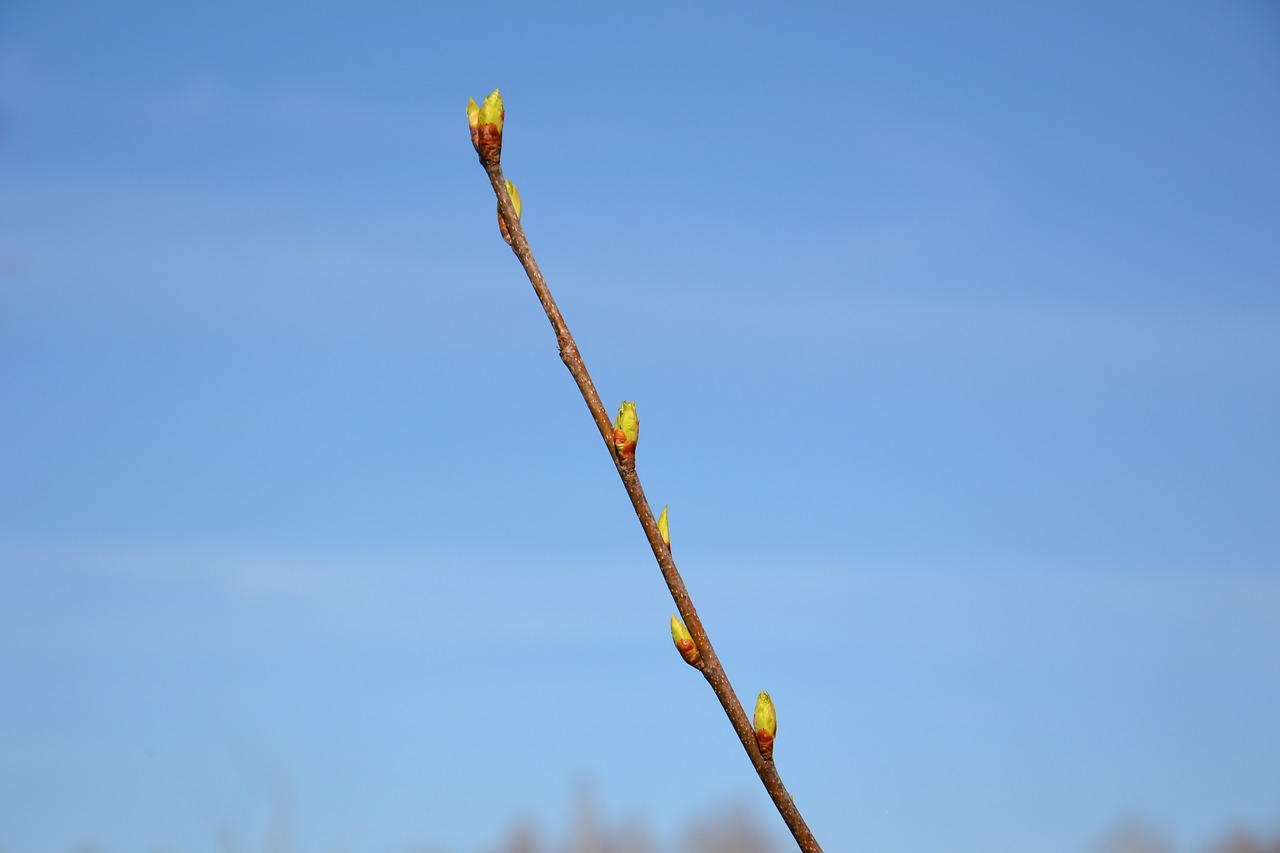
1,2 -> 1278,851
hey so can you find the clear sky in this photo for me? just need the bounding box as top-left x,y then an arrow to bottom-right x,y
1,2 -> 1278,852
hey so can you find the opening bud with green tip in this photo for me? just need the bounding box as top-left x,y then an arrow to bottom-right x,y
466,98 -> 481,152
754,691 -> 777,760
670,615 -> 702,668
474,88 -> 504,165
657,504 -> 670,548
498,178 -> 522,245
613,401 -> 638,465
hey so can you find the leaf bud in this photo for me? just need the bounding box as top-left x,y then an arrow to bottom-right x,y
754,691 -> 777,760
466,97 -> 480,152
613,401 -> 638,464
475,88 -> 504,165
670,614 -> 702,668
498,178 -> 522,244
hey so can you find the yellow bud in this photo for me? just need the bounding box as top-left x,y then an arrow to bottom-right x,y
498,178 -> 522,245
505,179 -> 522,220
613,401 -> 638,464
478,88 -> 504,131
466,98 -> 481,152
657,505 -> 670,547
754,691 -> 777,760
474,88 -> 504,165
670,615 -> 702,667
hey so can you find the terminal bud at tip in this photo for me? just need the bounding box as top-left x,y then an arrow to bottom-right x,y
474,88 -> 504,165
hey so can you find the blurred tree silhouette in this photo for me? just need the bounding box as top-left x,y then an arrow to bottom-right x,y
1099,822 -> 1174,853
480,790 -> 779,853
1097,821 -> 1280,853
1210,830 -> 1280,853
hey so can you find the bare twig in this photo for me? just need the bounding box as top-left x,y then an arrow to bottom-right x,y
469,95 -> 823,853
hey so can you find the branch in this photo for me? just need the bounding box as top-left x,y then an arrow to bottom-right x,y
466,89 -> 824,853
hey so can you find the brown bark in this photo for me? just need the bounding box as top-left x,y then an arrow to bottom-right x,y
477,160 -> 824,853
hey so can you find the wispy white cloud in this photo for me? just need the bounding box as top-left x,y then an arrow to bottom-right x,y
1,51 -> 427,138
0,541 -> 664,652
691,552 -> 1280,672
0,168 -> 489,340
166,73 -> 228,125
839,295 -> 1280,372
644,287 -> 1280,377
